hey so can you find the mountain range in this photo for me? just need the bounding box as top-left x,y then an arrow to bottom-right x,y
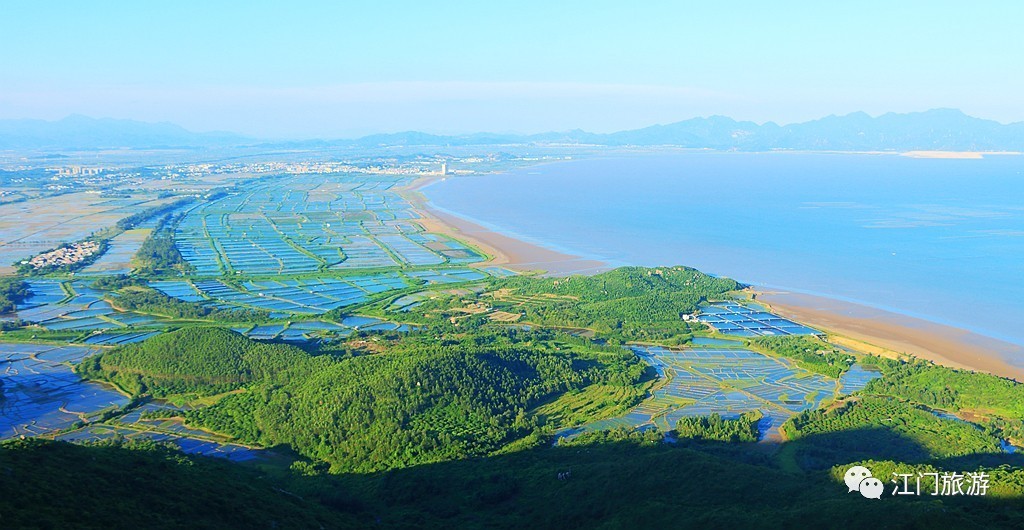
2,109 -> 1023,152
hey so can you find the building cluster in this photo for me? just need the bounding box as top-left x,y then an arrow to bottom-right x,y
26,240 -> 101,269
56,166 -> 103,177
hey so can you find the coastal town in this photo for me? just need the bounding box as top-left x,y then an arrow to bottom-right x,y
23,240 -> 102,270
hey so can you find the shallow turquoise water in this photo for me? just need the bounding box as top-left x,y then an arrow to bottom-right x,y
427,152 -> 1024,349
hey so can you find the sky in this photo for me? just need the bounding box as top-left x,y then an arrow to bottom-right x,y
2,1 -> 1023,138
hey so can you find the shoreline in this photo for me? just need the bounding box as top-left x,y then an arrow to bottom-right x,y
755,289 -> 1024,381
404,173 -> 1024,382
403,175 -> 608,276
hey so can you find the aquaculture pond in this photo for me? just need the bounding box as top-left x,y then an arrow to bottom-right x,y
174,174 -> 484,275
12,279 -> 170,333
697,301 -> 820,337
0,343 -> 129,439
559,344 -> 878,443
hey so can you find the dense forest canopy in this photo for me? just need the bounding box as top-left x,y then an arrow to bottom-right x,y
79,326 -> 648,472
490,266 -> 740,342
77,327 -> 308,396
753,335 -> 855,378
0,277 -> 30,313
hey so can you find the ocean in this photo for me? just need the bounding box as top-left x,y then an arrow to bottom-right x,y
425,152 -> 1024,347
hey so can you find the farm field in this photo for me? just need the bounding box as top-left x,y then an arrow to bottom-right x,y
0,193 -> 171,274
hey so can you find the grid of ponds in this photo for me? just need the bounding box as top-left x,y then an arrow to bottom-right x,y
174,174 -> 484,275
0,343 -> 129,439
697,302 -> 820,337
562,345 -> 850,442
149,280 -> 205,302
79,331 -> 162,346
179,273 -> 408,314
12,280 -> 171,332
233,317 -> 411,341
10,277 -> 415,345
406,268 -> 488,284
839,363 -> 883,394
151,268 -> 487,316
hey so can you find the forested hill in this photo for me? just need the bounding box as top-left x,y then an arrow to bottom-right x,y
79,326 -> 647,472
77,327 -> 308,396
498,266 -> 741,300
490,266 -> 740,342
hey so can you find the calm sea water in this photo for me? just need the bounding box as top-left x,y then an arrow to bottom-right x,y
426,152 -> 1024,347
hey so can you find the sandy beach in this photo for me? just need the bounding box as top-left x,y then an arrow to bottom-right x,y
757,290 -> 1024,381
900,150 -> 1022,159
403,176 -> 608,276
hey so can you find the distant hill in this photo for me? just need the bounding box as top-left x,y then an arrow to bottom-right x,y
346,109 -> 1024,151
3,109 -> 1023,151
0,114 -> 250,150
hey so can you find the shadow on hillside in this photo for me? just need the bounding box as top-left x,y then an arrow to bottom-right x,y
4,429 -> 1024,529
777,426 -> 1024,471
316,426 -> 1024,528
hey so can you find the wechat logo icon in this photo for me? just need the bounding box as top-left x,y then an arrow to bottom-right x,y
844,465 -> 884,499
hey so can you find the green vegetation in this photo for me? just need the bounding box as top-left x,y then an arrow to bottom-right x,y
12,262 -> 1024,526
557,425 -> 665,447
115,197 -> 193,232
676,411 -> 762,442
77,327 -> 307,396
134,210 -> 192,275
753,335 -> 854,378
79,326 -> 648,473
107,285 -> 268,321
0,438 -> 350,529
533,382 -> 652,429
869,358 -> 1024,418
5,435 -> 1024,529
0,277 -> 30,313
491,266 -> 740,343
784,396 -> 1001,467
864,357 -> 1024,443
90,273 -> 144,291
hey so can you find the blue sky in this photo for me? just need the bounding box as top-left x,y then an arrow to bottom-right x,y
2,1 -> 1022,137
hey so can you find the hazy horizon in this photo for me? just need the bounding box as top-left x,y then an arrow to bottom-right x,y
8,107 -> 1021,142
3,1 -> 1024,138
